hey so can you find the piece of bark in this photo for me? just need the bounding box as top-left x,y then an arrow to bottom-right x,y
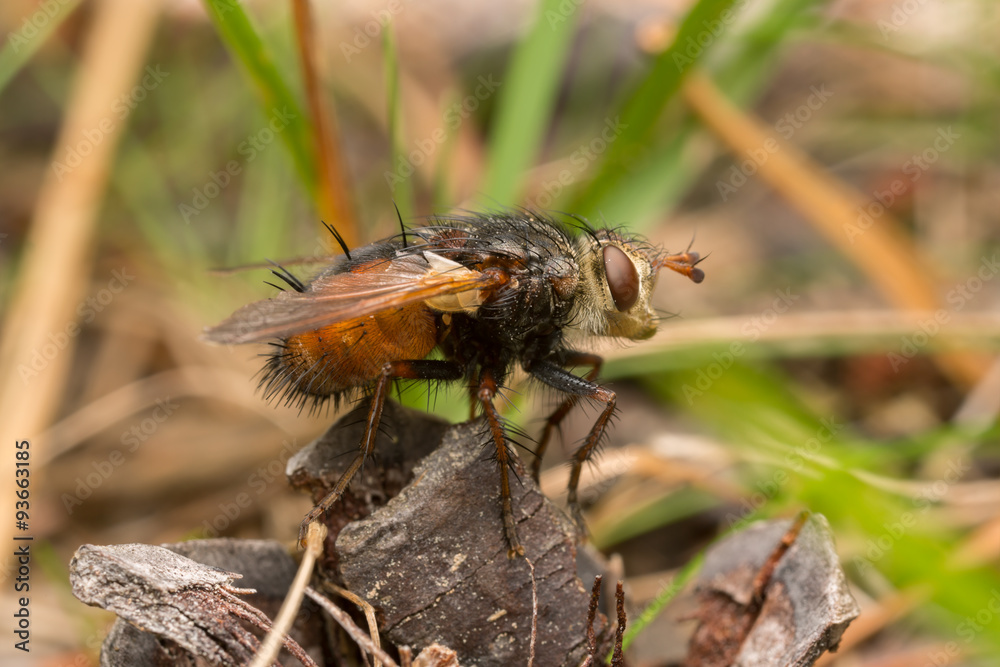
327,417 -> 603,666
287,399 -> 451,570
100,620 -> 197,667
683,515 -> 859,667
70,540 -> 320,667
163,539 -> 327,663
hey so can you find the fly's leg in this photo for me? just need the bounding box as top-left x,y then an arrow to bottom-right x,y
298,359 -> 462,545
528,359 -> 616,536
476,370 -> 525,558
531,351 -> 603,483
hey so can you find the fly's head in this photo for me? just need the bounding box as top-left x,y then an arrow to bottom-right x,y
572,230 -> 704,341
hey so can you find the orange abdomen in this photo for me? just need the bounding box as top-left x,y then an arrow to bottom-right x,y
278,304 -> 439,397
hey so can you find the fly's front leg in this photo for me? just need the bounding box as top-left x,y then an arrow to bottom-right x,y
477,370 -> 525,558
528,359 -> 616,536
531,351 -> 603,482
299,359 -> 462,545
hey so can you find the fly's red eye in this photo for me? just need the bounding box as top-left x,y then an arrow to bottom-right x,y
603,245 -> 639,311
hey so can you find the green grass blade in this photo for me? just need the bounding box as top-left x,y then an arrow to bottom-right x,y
571,0 -> 740,215
480,0 -> 582,204
0,0 -> 81,96
201,0 -> 316,199
586,2 -> 822,228
586,0 -> 825,226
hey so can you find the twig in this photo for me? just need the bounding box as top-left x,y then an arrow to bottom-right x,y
610,581 -> 626,667
321,579 -> 384,667
248,522 -> 326,667
304,587 -> 400,667
525,556 -> 539,667
581,575 -> 603,667
751,511 -> 809,603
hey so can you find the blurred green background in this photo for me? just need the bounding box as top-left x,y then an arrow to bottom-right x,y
1,0 -> 999,664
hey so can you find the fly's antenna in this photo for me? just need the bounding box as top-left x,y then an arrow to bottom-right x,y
393,201 -> 408,249
655,250 -> 706,283
322,220 -> 352,260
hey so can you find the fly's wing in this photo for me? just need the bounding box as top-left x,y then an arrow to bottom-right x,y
203,252 -> 502,345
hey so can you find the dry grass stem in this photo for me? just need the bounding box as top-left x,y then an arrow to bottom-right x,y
249,521 -> 326,667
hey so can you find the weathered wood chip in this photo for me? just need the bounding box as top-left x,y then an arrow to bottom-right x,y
684,515 -> 859,667
330,417 -> 603,666
70,540 -> 318,667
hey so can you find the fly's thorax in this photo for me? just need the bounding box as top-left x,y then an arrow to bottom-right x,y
569,233 -> 659,340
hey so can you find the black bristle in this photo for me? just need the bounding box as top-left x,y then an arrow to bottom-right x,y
393,201 -> 408,249
322,220 -> 352,260
267,261 -> 306,292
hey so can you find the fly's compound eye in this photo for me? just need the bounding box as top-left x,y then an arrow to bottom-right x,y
603,245 -> 639,311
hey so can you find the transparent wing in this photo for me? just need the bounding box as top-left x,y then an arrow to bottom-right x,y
203,253 -> 501,344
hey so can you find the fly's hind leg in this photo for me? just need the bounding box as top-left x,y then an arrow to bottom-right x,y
528,359 -> 616,536
299,359 -> 462,545
476,370 -> 525,558
531,351 -> 603,482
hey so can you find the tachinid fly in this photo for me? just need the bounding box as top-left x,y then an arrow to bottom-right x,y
204,211 -> 704,557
